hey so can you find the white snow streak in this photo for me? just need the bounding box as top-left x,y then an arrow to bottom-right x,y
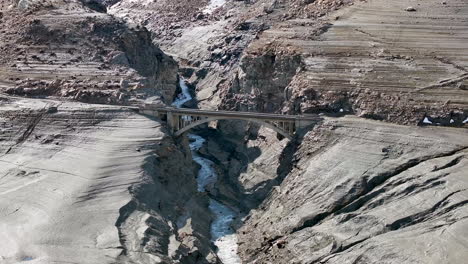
203,0 -> 227,14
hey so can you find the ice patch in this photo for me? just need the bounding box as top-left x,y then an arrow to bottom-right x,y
172,78 -> 192,108
423,117 -> 432,124
203,0 -> 226,14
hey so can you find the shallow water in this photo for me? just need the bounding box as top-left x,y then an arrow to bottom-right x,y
209,199 -> 242,264
172,79 -> 241,264
188,134 -> 218,192
172,78 -> 192,108
188,135 -> 242,264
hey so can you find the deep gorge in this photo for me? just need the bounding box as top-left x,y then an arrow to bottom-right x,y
0,0 -> 467,263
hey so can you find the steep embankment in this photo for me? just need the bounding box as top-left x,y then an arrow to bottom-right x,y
222,0 -> 468,126
109,0 -> 356,109
0,96 -> 217,263
237,117 -> 468,263
0,1 -> 220,263
0,0 -> 178,105
111,0 -> 468,263
111,0 -> 468,124
211,1 -> 468,262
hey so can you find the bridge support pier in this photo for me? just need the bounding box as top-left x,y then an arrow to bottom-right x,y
167,112 -> 175,133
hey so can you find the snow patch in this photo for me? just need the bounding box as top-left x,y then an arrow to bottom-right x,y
463,118 -> 468,124
423,117 -> 432,124
203,0 -> 226,14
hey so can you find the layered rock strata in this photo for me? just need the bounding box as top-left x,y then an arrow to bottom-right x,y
0,96 -> 218,263
0,0 -> 178,105
236,117 -> 468,263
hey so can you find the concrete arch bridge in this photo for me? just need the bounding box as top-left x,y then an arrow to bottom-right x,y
140,106 -> 319,139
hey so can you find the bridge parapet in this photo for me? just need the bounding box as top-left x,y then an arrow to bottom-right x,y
140,105 -> 319,139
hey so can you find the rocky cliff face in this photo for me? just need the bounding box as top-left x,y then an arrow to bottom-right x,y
110,0 -> 467,121
195,115 -> 468,264
0,0 -> 178,105
236,117 -> 468,263
108,0 -> 468,263
0,1 -> 219,263
118,0 -> 468,125
109,0 -> 357,110
221,0 -> 468,126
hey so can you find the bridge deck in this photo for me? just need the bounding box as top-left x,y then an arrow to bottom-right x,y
147,107 -> 319,121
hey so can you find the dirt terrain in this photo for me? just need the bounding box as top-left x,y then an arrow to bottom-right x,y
0,95 -> 220,263
110,0 -> 467,125
0,0 -> 178,105
0,0 -> 467,263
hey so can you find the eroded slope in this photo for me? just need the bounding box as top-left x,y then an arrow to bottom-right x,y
223,0 -> 468,126
237,117 -> 468,263
0,97 -> 217,263
0,0 -> 178,105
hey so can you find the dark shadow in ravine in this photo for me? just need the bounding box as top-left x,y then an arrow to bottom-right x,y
191,120 -> 319,214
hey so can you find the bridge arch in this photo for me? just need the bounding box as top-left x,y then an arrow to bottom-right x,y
174,116 -> 293,139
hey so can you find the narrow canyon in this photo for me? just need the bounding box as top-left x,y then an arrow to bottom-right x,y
0,0 -> 467,263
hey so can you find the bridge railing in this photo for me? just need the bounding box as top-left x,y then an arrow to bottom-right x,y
139,104 -> 320,137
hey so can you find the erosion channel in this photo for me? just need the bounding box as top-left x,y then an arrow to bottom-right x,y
173,79 -> 242,264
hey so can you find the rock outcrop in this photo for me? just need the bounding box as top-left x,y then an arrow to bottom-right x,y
110,0 -> 468,123
220,0 -> 468,126
235,117 -> 468,263
0,0 -> 178,105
